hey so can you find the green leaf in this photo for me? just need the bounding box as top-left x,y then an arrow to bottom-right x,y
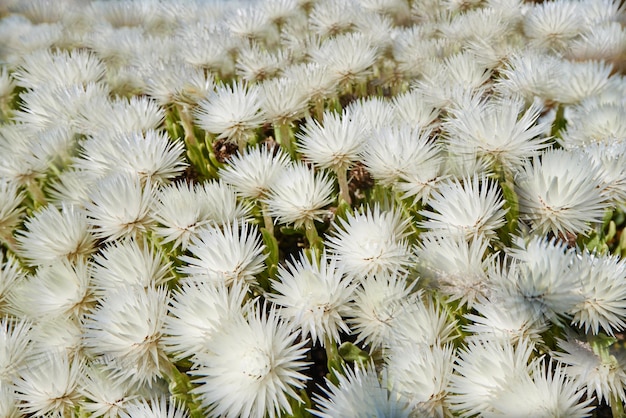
338,342 -> 370,364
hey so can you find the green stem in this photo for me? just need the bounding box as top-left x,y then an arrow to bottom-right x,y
162,361 -> 204,418
275,123 -> 296,159
336,168 -> 351,206
175,103 -> 198,147
26,179 -> 47,208
261,201 -> 274,236
313,97 -> 325,122
304,219 -> 321,251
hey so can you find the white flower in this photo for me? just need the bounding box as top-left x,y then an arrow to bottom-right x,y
219,145 -> 291,200
120,396 -> 189,418
79,364 -> 138,418
515,149 -> 609,235
0,382 -> 19,418
8,259 -> 92,320
236,42 -> 286,82
179,221 -> 266,287
85,173 -> 155,242
144,61 -> 214,106
83,286 -> 169,386
569,21 -> 626,63
553,60 -> 614,104
269,250 -> 355,346
47,169 -> 98,208
553,335 -> 626,406
0,316 -> 32,384
495,50 -> 562,103
29,316 -> 83,359
0,179 -> 25,240
391,88 -> 440,128
570,251 -> 626,336
311,363 -> 412,418
345,96 -> 395,135
297,110 -> 365,172
325,205 -> 413,278
264,162 -> 335,228
91,238 -> 174,295
13,48 -> 105,89
582,141 -> 626,211
560,98 -> 626,146
163,281 -> 247,361
282,62 -> 337,104
260,76 -> 309,126
13,351 -> 84,417
419,175 -> 507,242
414,233 -> 494,308
523,0 -> 584,51
190,303 -> 309,418
0,253 -> 25,310
386,344 -> 455,417
309,0 -> 363,37
346,271 -> 415,350
444,95 -> 550,169
16,203 -> 95,266
194,81 -> 265,147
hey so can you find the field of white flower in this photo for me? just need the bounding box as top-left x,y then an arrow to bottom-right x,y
0,0 -> 626,416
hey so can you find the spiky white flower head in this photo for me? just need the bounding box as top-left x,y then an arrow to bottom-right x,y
493,236 -> 582,325
362,124 -> 446,204
391,88 -> 440,128
226,4 -> 272,42
264,162 -> 335,228
310,32 -> 378,88
419,175 -> 507,242
144,61 -> 214,106
444,95 -> 550,169
570,251 -> 626,336
448,338 -> 537,416
91,238 -> 174,295
90,0 -> 159,28
194,81 -> 265,147
0,124 -> 57,185
569,21 -> 626,64
164,280 -> 247,361
85,173 -> 155,242
0,66 -> 15,104
8,259 -> 92,320
0,178 -> 25,241
13,48 -> 105,89
552,335 -> 626,406
79,364 -> 138,418
309,0 -> 362,37
0,316 -> 32,384
236,42 -> 286,82
175,22 -> 237,75
389,291 -> 459,349
120,396 -> 189,418
219,145 -> 291,200
269,250 -> 354,346
16,203 -> 95,266
582,141 -> 626,210
487,358 -> 593,417
515,148 -> 609,236
0,253 -> 25,313
311,363 -> 412,418
179,221 -> 266,287
297,110 -> 365,172
415,233 -> 494,308
28,316 -> 83,359
190,303 -> 310,418
346,271 -> 416,350
386,344 -> 454,417
13,351 -> 84,417
84,286 -> 169,386
260,76 -> 309,126
496,50 -> 562,104
46,169 -> 98,209
553,60 -> 614,105
13,82 -> 110,134
0,382 -> 19,418
282,62 -> 337,104
345,97 -> 395,135
326,205 -> 413,278
523,0 -> 585,51
559,98 -> 626,147
76,130 -> 186,184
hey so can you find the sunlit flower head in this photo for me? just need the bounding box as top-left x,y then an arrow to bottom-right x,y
119,396 -> 189,418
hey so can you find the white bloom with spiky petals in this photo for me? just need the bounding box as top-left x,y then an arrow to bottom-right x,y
260,76 -> 309,126
444,95 -> 550,169
84,286 -> 169,386
194,81 -> 265,147
309,0 -> 362,37
236,42 -> 286,82
0,316 -> 32,384
554,60 -> 614,105
91,238 -> 174,295
419,175 -> 507,242
386,344 -> 455,417
0,179 -> 25,241
560,98 -> 626,147
269,250 -> 355,346
326,205 -> 413,278
9,259 -> 92,320
179,221 -> 266,287
311,363 -> 412,418
570,251 -> 626,336
13,351 -> 84,417
0,253 -> 25,311
448,338 -> 537,416
120,396 -> 189,418
144,61 -> 214,106
523,0 -> 584,51
16,203 -> 95,266
345,97 -> 395,135
163,281 -> 247,361
553,335 -> 626,406
265,162 -> 335,228
219,145 -> 291,200
569,21 -> 626,63
29,316 -> 83,359
346,271 -> 416,350
515,149 -> 609,235
297,110 -> 365,172
13,48 -> 105,89
415,233 -> 494,307
282,62 -> 337,104
191,303 -> 310,418
85,173 -> 155,242
79,364 -> 138,418
391,88 -> 440,129
583,141 -> 626,211
496,50 -> 562,103
0,382 -> 19,418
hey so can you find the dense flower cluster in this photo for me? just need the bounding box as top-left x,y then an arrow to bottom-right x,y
0,0 -> 626,416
